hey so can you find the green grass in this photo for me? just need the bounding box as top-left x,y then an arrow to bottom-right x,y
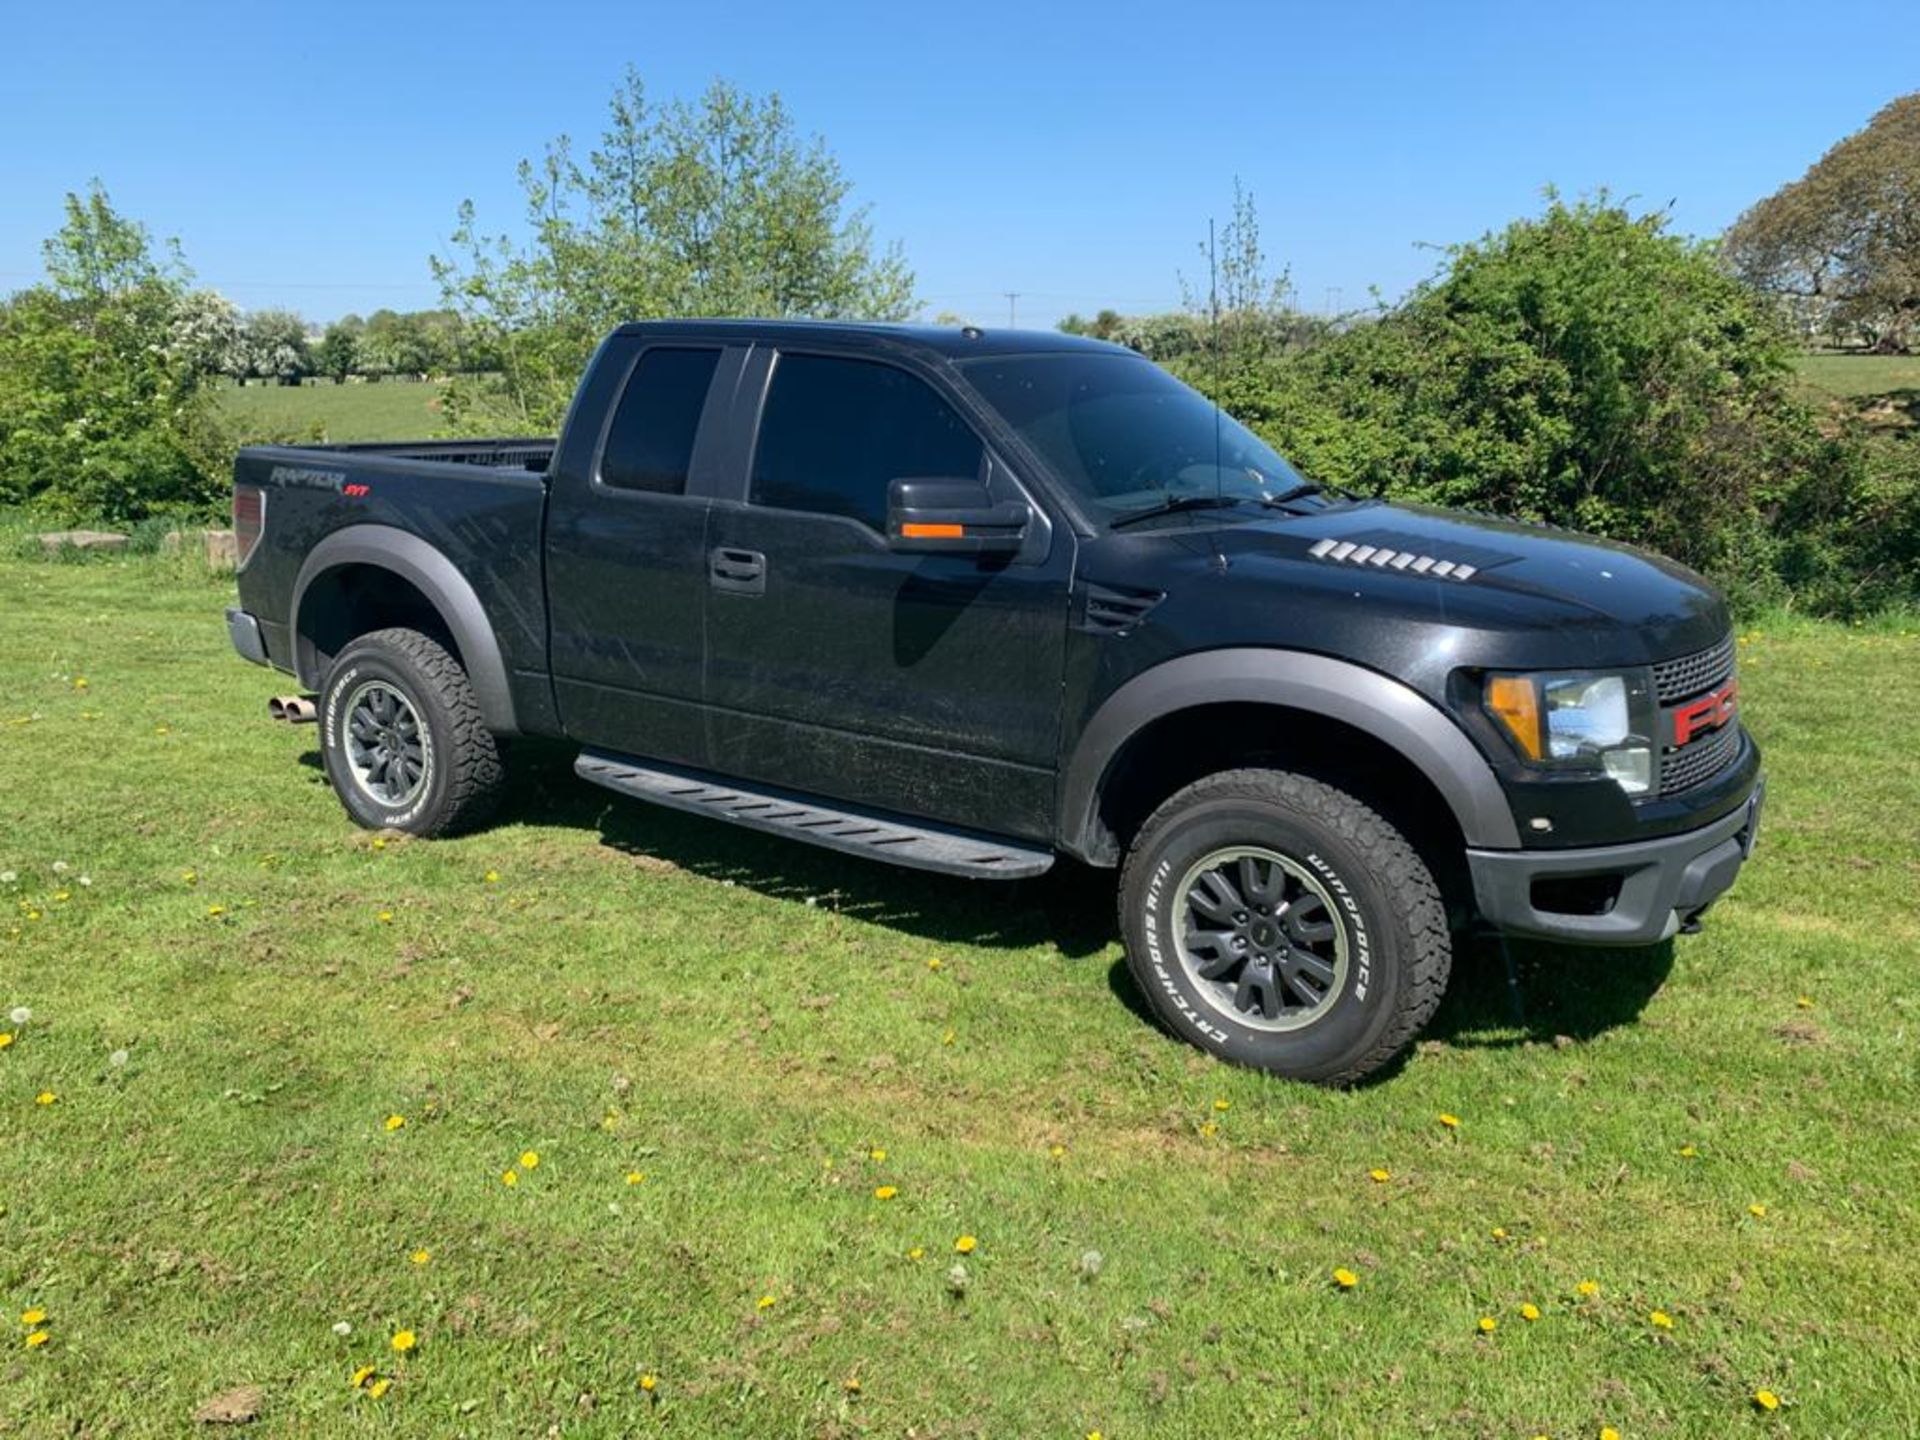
215,380 -> 456,445
3,552 -> 1918,1437
1792,352 -> 1920,412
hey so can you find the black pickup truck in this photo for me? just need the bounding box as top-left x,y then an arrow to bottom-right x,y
227,321 -> 1762,1083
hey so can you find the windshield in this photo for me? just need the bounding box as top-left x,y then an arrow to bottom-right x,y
959,352 -> 1313,522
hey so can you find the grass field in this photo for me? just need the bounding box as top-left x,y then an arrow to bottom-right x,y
1791,352 -> 1920,413
215,381 -> 456,445
3,550 -> 1918,1437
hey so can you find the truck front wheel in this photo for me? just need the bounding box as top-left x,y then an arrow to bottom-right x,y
1118,768 -> 1450,1086
318,627 -> 504,837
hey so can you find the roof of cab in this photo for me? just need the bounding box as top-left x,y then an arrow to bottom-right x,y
611,318 -> 1135,360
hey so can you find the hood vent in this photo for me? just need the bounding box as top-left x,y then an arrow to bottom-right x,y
1306,532 -> 1513,582
1080,583 -> 1165,635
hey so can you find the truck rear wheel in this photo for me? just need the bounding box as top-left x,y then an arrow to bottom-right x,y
318,627 -> 504,837
1118,768 -> 1450,1086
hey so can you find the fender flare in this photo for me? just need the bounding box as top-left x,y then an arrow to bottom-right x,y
290,524 -> 519,734
1057,648 -> 1520,861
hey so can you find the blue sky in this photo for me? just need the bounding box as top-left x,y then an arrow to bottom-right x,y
3,0 -> 1915,329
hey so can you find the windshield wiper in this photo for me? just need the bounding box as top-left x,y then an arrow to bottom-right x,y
1108,495 -> 1250,530
1258,481 -> 1324,507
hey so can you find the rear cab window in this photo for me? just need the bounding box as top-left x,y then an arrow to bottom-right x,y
598,347 -> 723,495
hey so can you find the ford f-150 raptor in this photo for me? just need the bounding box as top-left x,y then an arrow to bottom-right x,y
226,321 -> 1763,1083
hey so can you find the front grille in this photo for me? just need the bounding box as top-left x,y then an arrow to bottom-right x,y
1659,720 -> 1741,797
1654,634 -> 1736,704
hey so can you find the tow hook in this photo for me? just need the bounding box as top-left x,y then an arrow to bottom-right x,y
267,695 -> 318,724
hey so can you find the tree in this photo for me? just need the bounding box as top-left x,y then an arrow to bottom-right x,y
168,289 -> 245,380
1252,194 -> 1863,605
0,182 -> 225,521
432,68 -> 916,429
243,308 -> 313,385
315,317 -> 361,384
1724,94 -> 1920,352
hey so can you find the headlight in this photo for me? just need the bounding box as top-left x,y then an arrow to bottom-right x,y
1483,670 -> 1654,795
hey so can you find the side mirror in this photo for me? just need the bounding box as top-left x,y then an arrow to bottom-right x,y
886,478 -> 1030,556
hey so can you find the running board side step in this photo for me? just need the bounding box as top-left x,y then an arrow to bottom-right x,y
574,751 -> 1055,880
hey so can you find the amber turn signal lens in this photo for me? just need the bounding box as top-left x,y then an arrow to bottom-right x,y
900,522 -> 964,539
1486,675 -> 1542,760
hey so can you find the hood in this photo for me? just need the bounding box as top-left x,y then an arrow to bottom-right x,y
1126,501 -> 1732,668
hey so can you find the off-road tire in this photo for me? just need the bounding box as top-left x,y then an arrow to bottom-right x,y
1118,768 -> 1449,1085
319,627 -> 504,837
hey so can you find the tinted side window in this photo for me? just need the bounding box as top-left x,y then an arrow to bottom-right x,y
598,347 -> 722,494
751,354 -> 983,530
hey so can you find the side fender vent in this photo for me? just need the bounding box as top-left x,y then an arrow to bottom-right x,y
1080,583 -> 1165,635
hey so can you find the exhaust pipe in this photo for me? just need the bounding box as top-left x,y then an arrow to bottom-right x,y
268,695 -> 318,724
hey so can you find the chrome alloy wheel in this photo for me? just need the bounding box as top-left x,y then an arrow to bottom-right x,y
341,680 -> 431,809
1173,845 -> 1350,1032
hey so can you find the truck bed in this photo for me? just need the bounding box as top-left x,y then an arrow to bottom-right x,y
230,437 -> 556,733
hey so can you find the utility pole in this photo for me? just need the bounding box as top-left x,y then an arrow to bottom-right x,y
1003,292 -> 1020,328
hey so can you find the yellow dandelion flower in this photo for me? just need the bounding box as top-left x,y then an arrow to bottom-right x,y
519,1150 -> 540,1170
371,837 -> 386,850
410,1249 -> 430,1265
869,1147 -> 887,1162
366,1377 -> 391,1399
1049,1144 -> 1066,1159
1491,1227 -> 1509,1240
390,1329 -> 417,1352
942,1028 -> 956,1045
1088,1432 -> 1105,1440
182,869 -> 197,884
1678,1144 -> 1698,1158
843,1376 -> 861,1393
1748,1203 -> 1767,1218
954,1235 -> 978,1254
1520,1302 -> 1541,1321
1477,1316 -> 1497,1334
1601,1429 -> 1621,1440
73,678 -> 88,690
0,1032 -> 12,1049
25,1330 -> 50,1348
1577,1279 -> 1600,1296
384,1114 -> 406,1131
926,956 -> 943,970
906,1246 -> 924,1260
1438,1113 -> 1460,1129
35,1091 -> 55,1105
1754,1389 -> 1781,1411
1650,1310 -> 1673,1329
1213,1098 -> 1231,1112
1332,1267 -> 1359,1289
640,1373 -> 658,1392
1795,995 -> 1813,1010
207,904 -> 226,917
756,1294 -> 776,1310
377,910 -> 394,924
625,1171 -> 646,1185
1369,1167 -> 1390,1183
1198,1121 -> 1219,1138
484,870 -> 500,883
21,1307 -> 46,1325
874,1185 -> 898,1200
350,1364 -> 376,1388
53,890 -> 70,903
501,1169 -> 518,1186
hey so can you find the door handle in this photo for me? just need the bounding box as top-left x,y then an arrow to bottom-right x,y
709,546 -> 766,596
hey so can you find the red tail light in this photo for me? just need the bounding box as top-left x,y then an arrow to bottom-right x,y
233,486 -> 266,570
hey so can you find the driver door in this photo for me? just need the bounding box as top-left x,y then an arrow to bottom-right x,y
702,348 -> 1073,840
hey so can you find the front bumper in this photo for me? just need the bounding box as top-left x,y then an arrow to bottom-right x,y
1467,775 -> 1764,946
226,607 -> 269,667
